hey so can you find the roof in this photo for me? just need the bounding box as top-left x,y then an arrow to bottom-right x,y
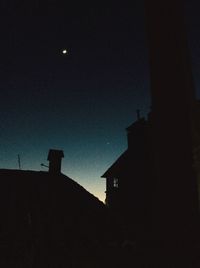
102,118 -> 149,179
0,168 -> 110,263
126,117 -> 147,132
0,169 -> 103,206
101,150 -> 130,178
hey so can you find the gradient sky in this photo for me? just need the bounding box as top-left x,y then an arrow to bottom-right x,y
1,1 -> 200,201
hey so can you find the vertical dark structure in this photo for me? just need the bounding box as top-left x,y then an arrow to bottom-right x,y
48,149 -> 64,174
144,0 -> 199,265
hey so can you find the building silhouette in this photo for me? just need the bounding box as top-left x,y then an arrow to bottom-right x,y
102,113 -> 153,240
102,104 -> 200,241
144,1 -> 199,265
0,149 -> 112,267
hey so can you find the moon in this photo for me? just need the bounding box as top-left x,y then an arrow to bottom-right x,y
62,49 -> 68,55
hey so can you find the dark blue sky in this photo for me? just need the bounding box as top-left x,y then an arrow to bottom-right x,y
1,1 -> 200,201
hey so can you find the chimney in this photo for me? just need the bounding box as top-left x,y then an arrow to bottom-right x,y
47,149 -> 64,174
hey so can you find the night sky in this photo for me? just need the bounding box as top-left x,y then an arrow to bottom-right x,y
1,1 -> 200,201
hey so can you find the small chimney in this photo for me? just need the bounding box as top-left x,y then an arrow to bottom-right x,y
47,149 -> 64,174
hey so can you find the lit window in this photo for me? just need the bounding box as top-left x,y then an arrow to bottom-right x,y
113,178 -> 119,188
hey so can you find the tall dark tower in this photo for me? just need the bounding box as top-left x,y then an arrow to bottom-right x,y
144,0 -> 199,265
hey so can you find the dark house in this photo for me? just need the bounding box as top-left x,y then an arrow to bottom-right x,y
102,114 -> 154,240
0,149 -> 111,268
102,105 -> 200,239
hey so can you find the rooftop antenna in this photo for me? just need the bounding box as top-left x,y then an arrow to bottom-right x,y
18,154 -> 21,170
136,109 -> 141,120
41,163 -> 49,169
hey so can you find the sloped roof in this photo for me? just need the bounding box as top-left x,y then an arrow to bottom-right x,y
101,150 -> 130,178
126,117 -> 147,132
102,117 -> 149,179
0,169 -> 103,206
0,169 -> 113,266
